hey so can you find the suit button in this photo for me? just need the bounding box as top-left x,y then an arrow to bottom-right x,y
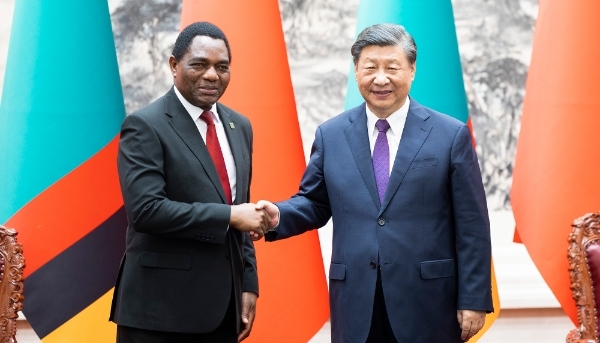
226,253 -> 231,259
378,218 -> 385,226
370,261 -> 377,269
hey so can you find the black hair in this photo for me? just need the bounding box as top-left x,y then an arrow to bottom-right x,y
172,22 -> 232,63
351,23 -> 417,65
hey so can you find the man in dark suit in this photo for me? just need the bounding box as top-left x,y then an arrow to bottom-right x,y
258,23 -> 493,342
110,22 -> 270,343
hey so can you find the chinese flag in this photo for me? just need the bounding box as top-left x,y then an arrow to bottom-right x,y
511,0 -> 600,325
180,1 -> 330,342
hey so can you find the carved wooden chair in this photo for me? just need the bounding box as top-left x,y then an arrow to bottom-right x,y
0,225 -> 25,343
567,212 -> 600,343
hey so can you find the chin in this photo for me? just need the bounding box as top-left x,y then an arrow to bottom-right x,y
195,97 -> 218,107
369,101 -> 394,110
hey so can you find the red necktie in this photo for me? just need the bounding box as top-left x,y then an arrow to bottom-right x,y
200,110 -> 232,205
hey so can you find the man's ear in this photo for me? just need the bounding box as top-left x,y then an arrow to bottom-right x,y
168,56 -> 178,78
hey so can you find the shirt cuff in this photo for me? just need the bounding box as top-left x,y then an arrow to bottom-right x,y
268,210 -> 280,232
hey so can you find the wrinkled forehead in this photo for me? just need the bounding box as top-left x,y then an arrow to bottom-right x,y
184,35 -> 230,60
357,44 -> 410,63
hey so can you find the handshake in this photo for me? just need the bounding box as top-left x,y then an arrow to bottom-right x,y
229,200 -> 279,240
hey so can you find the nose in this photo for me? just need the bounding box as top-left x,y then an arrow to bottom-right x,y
202,66 -> 219,81
373,70 -> 389,85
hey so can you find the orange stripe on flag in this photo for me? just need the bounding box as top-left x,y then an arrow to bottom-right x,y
6,136 -> 123,278
181,1 -> 329,342
511,0 -> 600,325
42,289 -> 117,343
464,118 -> 500,342
468,261 -> 500,342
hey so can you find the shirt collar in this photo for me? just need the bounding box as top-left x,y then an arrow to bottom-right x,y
173,85 -> 220,124
366,96 -> 410,136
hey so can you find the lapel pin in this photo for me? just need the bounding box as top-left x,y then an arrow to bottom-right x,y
229,122 -> 235,129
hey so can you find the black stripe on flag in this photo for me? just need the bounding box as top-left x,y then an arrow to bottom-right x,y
23,207 -> 127,338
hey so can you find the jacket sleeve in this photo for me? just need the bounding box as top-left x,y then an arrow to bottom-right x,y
243,234 -> 259,295
450,124 -> 494,313
118,114 -> 231,244
266,126 -> 332,241
241,121 -> 258,294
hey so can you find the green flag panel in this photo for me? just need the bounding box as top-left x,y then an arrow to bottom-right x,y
0,0 -> 125,222
345,0 -> 469,124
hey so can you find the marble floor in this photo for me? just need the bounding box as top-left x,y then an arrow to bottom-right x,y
16,308 -> 576,343
309,308 -> 575,343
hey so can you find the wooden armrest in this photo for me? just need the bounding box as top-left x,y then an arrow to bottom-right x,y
567,327 -> 598,343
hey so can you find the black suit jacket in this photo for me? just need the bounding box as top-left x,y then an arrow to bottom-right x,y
109,87 -> 258,334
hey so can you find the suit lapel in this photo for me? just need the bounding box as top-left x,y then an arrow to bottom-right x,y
344,104 -> 381,209
380,100 -> 432,214
217,104 -> 247,205
164,88 -> 228,204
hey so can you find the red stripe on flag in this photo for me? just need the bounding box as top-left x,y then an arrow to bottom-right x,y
6,136 -> 123,278
466,118 -> 476,148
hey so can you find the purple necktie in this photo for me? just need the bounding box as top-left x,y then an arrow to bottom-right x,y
373,119 -> 390,204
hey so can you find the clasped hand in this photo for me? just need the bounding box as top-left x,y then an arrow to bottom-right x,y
229,203 -> 269,240
229,201 -> 280,240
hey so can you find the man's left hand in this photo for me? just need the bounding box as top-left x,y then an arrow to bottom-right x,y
457,309 -> 485,341
238,292 -> 258,342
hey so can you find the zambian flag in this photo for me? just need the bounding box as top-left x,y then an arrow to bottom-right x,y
345,1 -> 500,341
0,0 -> 126,341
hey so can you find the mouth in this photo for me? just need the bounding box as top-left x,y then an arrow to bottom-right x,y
372,90 -> 392,98
198,86 -> 219,95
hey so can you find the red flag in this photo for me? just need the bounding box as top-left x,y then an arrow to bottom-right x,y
511,0 -> 600,324
180,1 -> 330,341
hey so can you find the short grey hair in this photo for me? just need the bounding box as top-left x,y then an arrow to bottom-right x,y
351,23 -> 417,65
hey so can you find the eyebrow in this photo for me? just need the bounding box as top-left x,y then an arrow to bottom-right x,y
363,57 -> 401,63
188,57 -> 229,64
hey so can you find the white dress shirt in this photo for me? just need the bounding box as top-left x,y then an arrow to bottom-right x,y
366,97 -> 410,175
174,86 -> 237,202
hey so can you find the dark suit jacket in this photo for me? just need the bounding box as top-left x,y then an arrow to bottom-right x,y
266,99 -> 492,343
109,87 -> 258,334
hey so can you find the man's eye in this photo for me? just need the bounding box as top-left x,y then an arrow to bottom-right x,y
217,65 -> 230,71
